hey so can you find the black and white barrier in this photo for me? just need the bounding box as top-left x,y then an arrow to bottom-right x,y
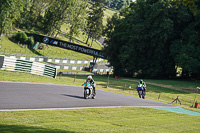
0,55 -> 57,78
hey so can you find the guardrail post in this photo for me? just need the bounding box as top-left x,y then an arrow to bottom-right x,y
74,73 -> 77,83
0,55 -> 4,68
158,92 -> 161,99
123,84 -> 126,91
59,72 -> 62,79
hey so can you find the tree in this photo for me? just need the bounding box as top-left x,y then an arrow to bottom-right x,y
103,13 -> 120,39
0,0 -> 11,38
15,0 -> 33,29
105,0 -> 130,10
104,0 -> 177,78
85,2 -> 104,46
0,0 -> 26,38
29,0 -> 50,26
0,0 -> 15,38
119,5 -> 131,17
170,2 -> 200,78
43,0 -> 75,37
104,0 -> 200,79
173,0 -> 199,14
68,0 -> 88,42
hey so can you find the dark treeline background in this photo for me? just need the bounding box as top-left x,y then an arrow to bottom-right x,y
103,0 -> 200,79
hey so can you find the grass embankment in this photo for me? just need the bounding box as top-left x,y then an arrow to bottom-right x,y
0,107 -> 200,133
0,21 -> 104,60
0,35 -> 96,60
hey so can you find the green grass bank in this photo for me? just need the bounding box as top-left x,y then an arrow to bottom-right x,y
0,107 -> 200,133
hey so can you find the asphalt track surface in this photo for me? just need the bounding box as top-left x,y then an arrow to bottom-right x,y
0,81 -> 177,111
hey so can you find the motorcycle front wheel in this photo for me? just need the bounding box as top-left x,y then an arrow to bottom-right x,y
92,94 -> 96,99
84,90 -> 88,99
142,91 -> 145,99
138,90 -> 142,98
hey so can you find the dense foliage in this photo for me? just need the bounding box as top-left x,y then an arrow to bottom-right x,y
104,0 -> 200,79
85,2 -> 104,46
105,0 -> 131,10
0,0 -> 24,39
15,32 -> 35,46
0,0 -> 104,43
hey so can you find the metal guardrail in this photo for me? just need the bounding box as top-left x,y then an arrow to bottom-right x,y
0,52 -> 104,64
0,55 -> 57,78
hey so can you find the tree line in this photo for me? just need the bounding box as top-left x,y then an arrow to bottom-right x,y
0,0 -> 104,46
103,0 -> 200,79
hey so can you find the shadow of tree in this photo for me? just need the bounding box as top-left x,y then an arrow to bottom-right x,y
8,36 -> 44,56
0,124 -> 76,133
28,48 -> 43,56
64,34 -> 86,44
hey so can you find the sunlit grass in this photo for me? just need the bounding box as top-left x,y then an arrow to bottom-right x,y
0,107 -> 200,133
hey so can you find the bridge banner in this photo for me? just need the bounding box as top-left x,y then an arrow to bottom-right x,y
34,34 -> 105,59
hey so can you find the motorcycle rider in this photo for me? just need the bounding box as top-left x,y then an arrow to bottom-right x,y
138,79 -> 146,93
86,75 -> 96,95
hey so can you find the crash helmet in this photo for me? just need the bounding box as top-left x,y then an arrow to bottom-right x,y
140,79 -> 143,84
87,75 -> 92,81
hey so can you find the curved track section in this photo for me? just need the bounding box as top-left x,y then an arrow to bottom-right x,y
0,81 -> 177,111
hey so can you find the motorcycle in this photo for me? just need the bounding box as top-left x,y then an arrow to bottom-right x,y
83,81 -> 96,99
137,84 -> 145,99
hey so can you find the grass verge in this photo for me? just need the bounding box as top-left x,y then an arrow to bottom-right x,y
0,107 -> 200,133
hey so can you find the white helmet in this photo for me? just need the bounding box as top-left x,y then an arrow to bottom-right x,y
87,75 -> 92,80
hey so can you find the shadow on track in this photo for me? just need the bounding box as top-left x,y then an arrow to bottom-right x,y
61,94 -> 84,99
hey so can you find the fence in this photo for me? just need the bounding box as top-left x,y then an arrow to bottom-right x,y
0,55 -> 57,78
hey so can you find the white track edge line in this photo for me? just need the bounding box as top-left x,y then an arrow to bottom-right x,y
0,106 -> 179,111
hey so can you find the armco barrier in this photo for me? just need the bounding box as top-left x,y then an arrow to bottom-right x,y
3,55 -> 104,64
53,65 -> 113,72
0,55 -> 57,78
1,55 -> 113,72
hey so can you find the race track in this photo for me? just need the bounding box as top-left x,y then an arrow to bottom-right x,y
0,81 -> 177,111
